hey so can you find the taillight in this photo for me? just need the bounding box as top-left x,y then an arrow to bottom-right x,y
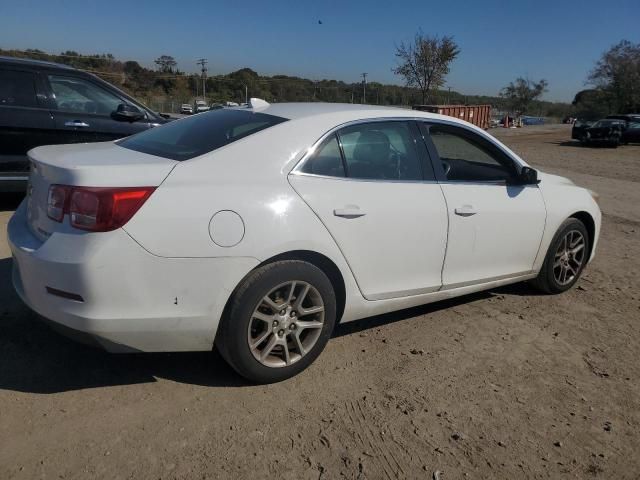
47,185 -> 155,232
47,185 -> 71,222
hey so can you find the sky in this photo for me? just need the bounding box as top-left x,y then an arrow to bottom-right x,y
1,0 -> 639,102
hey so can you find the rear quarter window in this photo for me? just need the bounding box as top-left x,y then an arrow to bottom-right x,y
118,109 -> 287,161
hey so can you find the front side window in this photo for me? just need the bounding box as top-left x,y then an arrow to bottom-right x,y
48,75 -> 123,115
119,109 -> 288,161
428,125 -> 516,182
0,70 -> 38,107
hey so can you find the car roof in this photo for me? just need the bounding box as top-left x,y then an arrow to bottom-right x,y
240,102 -> 450,124
0,55 -> 76,71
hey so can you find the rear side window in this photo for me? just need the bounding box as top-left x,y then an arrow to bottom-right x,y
0,70 -> 38,107
338,122 -> 422,180
119,109 -> 288,161
299,134 -> 345,177
300,121 -> 424,181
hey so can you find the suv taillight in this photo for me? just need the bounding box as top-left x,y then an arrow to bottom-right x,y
47,185 -> 155,232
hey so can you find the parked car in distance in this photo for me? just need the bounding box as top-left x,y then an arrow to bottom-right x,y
9,100 -> 601,383
194,100 -> 209,113
0,56 -> 170,192
180,104 -> 193,114
571,118 -> 626,147
605,114 -> 640,144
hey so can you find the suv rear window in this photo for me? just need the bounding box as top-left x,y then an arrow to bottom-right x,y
118,109 -> 287,161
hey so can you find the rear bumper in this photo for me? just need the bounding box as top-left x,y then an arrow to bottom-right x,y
8,202 -> 258,352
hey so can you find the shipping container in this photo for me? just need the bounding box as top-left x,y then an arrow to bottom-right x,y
412,104 -> 492,130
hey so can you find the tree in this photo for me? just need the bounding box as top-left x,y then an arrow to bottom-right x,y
154,55 -> 177,73
588,40 -> 640,114
500,77 -> 548,115
393,32 -> 460,104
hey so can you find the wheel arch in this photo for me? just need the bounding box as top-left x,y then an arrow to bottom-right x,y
255,250 -> 347,323
216,250 -> 347,349
569,210 -> 596,259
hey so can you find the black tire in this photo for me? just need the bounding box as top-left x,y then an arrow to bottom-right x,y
531,218 -> 590,294
216,260 -> 336,383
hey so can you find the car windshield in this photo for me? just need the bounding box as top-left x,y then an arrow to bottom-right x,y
118,109 -> 287,161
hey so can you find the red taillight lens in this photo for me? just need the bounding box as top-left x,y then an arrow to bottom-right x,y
47,185 -> 71,222
47,185 -> 155,232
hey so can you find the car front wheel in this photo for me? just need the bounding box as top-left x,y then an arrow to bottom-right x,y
531,218 -> 590,294
216,260 -> 336,383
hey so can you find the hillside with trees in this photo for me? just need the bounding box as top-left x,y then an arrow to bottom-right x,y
1,47 -> 571,117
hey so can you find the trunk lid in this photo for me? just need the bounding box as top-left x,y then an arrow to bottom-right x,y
26,141 -> 177,241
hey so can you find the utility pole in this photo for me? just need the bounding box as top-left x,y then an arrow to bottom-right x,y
360,72 -> 367,104
196,58 -> 208,101
447,86 -> 451,104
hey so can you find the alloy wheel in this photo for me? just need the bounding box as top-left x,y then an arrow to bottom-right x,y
247,281 -> 325,368
553,230 -> 586,286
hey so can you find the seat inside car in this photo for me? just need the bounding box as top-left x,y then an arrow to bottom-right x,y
350,130 -> 392,179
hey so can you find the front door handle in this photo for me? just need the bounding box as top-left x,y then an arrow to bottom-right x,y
64,121 -> 90,128
334,206 -> 366,219
454,205 -> 477,217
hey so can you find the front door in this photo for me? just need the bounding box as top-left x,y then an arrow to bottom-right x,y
44,74 -> 151,144
421,122 -> 546,288
290,120 -> 448,300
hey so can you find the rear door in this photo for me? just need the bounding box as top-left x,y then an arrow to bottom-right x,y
289,120 -> 448,300
43,73 -> 152,144
0,67 -> 56,185
420,122 -> 546,288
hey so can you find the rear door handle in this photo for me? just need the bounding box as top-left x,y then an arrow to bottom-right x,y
333,206 -> 366,219
454,205 -> 477,217
64,121 -> 90,128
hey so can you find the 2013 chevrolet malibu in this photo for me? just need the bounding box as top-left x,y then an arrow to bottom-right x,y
9,100 -> 602,383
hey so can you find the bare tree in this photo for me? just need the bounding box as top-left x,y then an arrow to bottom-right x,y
154,55 -> 177,73
393,32 -> 460,104
588,40 -> 640,113
500,77 -> 548,115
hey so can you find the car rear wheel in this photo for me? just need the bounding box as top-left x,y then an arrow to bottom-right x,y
216,260 -> 336,383
531,218 -> 590,294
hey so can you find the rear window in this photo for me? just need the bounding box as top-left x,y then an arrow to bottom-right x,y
118,109 -> 288,161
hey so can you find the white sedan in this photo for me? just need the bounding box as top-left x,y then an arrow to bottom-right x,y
8,100 -> 601,383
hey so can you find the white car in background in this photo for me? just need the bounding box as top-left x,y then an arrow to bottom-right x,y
194,100 -> 209,113
180,104 -> 193,115
9,100 -> 601,383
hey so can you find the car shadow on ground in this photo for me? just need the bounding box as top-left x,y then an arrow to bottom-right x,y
549,140 -> 623,149
0,256 -> 540,394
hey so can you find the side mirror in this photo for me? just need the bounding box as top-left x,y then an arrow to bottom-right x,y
112,103 -> 145,122
517,166 -> 540,185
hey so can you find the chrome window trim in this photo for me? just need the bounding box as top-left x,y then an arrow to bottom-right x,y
290,116 -> 527,185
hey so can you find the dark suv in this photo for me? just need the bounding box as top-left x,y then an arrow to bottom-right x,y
0,56 -> 170,192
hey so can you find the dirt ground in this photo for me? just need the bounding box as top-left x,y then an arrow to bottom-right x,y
1,124 -> 639,479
